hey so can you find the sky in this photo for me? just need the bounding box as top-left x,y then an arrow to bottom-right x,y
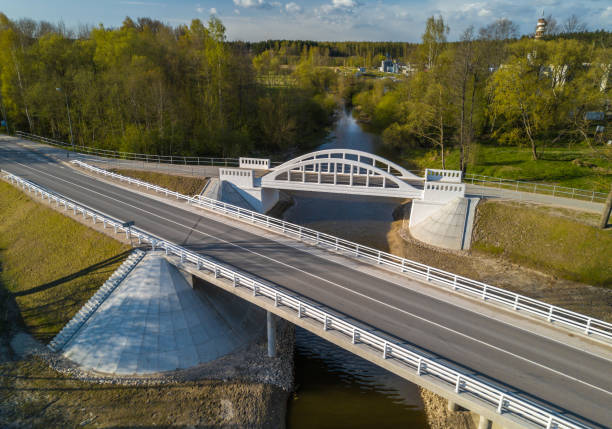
0,0 -> 610,42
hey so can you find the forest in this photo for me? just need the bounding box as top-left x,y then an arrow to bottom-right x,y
0,12 -> 610,167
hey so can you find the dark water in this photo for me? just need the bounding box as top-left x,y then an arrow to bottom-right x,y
285,108 -> 427,428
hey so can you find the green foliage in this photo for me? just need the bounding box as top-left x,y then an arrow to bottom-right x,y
0,14 -> 336,158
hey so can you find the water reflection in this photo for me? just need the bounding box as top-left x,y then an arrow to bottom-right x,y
318,108 -> 381,153
287,328 -> 427,429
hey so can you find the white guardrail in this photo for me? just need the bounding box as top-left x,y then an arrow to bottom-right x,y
71,160 -> 612,344
464,173 -> 607,204
15,131 -> 242,167
0,168 -> 592,429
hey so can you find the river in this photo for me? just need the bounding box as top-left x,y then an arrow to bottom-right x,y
284,108 -> 427,428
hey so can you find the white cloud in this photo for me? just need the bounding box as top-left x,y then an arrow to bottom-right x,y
233,0 -> 272,8
285,2 -> 302,14
210,7 -> 217,14
234,8 -> 241,14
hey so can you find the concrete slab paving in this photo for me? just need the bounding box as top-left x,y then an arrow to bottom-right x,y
62,252 -> 265,375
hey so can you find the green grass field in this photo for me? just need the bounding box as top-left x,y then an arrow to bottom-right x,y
395,144 -> 612,193
110,169 -> 208,196
472,201 -> 612,287
0,180 -> 130,342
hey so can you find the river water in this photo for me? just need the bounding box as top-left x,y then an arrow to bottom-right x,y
284,108 -> 427,428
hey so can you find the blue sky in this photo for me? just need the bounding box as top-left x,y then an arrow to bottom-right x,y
0,0 -> 610,41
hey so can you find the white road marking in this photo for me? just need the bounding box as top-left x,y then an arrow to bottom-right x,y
3,153 -> 612,398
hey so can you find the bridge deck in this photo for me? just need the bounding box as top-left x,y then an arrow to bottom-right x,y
1,138 -> 611,428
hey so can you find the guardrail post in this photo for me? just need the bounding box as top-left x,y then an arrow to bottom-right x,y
455,375 -> 461,393
585,318 -> 592,335
426,267 -> 430,281
382,341 -> 388,359
298,303 -> 302,318
417,357 -> 423,375
355,245 -> 359,257
513,295 -> 519,310
546,416 -> 554,429
233,274 -> 237,287
214,267 -> 219,278
497,394 -> 504,413
324,315 -> 329,331
377,252 -> 381,264
165,247 -> 169,256
274,292 -> 279,307
180,252 -> 184,263
547,306 -> 554,322
253,285 -> 258,297
452,276 -> 458,290
352,328 -> 358,344
335,237 -> 339,251
482,286 -> 487,300
197,259 -> 202,270
401,260 -> 405,272
151,240 -> 156,251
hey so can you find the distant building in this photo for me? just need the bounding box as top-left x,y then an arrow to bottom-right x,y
535,17 -> 547,39
380,54 -> 399,73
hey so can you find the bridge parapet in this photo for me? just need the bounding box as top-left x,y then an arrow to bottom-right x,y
239,157 -> 271,170
220,168 -> 254,188
423,182 -> 466,203
426,168 -> 463,183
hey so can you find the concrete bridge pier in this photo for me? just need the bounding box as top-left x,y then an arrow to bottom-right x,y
478,415 -> 493,429
447,400 -> 459,412
267,311 -> 276,357
448,401 -> 493,429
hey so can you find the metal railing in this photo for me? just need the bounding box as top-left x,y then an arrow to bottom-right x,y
73,160 -> 612,343
15,131 -> 241,167
0,168 -> 592,429
464,173 -> 607,204
15,130 -> 607,204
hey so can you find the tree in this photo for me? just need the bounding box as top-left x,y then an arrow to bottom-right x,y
451,26 -> 481,172
419,15 -> 449,70
404,58 -> 454,168
488,39 -> 554,160
478,18 -> 518,41
562,14 -> 587,34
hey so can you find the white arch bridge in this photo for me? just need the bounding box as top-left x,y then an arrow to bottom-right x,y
259,149 -> 427,199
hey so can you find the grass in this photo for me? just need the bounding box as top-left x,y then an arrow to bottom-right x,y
110,169 -> 208,196
0,180 -> 130,342
472,201 -> 612,287
394,144 -> 612,193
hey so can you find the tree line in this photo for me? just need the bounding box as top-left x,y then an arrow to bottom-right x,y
0,14 -> 337,157
0,12 -> 609,165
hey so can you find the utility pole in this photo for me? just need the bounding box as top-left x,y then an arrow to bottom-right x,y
56,87 -> 74,149
600,183 -> 612,229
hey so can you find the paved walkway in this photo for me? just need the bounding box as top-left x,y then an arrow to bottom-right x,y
466,184 -> 603,213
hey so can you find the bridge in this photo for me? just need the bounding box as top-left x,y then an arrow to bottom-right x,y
260,148 -> 427,199
1,137 -> 612,429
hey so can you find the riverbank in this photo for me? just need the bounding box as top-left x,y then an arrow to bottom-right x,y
0,179 -> 293,428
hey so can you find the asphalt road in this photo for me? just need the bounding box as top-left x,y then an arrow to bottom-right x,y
1,138 -> 611,427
